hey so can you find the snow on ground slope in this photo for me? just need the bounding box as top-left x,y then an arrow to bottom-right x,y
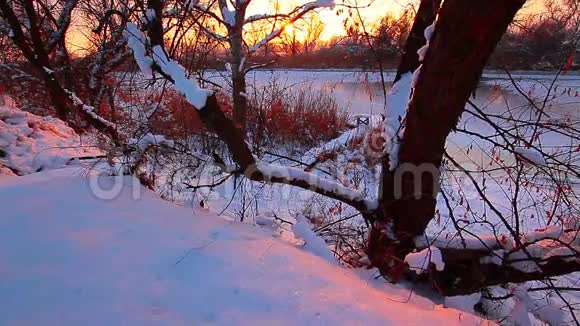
0,167 -> 491,325
0,103 -> 101,176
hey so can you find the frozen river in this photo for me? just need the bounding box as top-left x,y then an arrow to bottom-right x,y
205,69 -> 580,116
205,69 -> 580,187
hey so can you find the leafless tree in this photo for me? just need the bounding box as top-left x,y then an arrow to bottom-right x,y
278,13 -> 325,55
180,0 -> 336,131
0,0 -> 118,137
123,2 -> 580,317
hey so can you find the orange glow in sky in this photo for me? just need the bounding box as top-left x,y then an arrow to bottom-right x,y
67,0 -> 546,54
251,0 -> 407,41
251,0 -> 544,41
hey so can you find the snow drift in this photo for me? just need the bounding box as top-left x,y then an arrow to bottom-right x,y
0,167 -> 491,325
0,101 -> 100,176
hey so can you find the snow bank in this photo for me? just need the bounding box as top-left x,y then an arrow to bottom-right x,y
0,104 -> 100,175
0,168 -> 490,325
444,293 -> 481,313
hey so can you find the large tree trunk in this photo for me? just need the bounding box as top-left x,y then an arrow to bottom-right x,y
139,0 -> 580,302
370,0 -> 526,276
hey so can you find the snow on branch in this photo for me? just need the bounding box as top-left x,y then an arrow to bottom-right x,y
150,46 -> 213,109
169,1 -> 228,41
124,23 -> 153,78
256,162 -> 378,211
129,133 -> 174,151
186,1 -> 226,25
384,6 -> 440,170
404,246 -> 445,274
417,224 -> 579,275
384,72 -> 412,170
64,89 -> 116,129
514,147 -> 547,167
219,4 -> 235,26
244,0 -> 334,24
123,22 -> 212,109
125,3 -> 376,214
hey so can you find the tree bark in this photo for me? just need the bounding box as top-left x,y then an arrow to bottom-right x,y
433,246 -> 580,296
138,0 -> 579,299
370,0 -> 526,276
230,9 -> 248,132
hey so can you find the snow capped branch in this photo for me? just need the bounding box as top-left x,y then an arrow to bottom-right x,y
404,246 -> 445,274
384,73 -> 412,170
124,1 -> 375,213
384,2 -> 442,171
123,22 -> 212,110
514,147 -> 547,167
219,4 -> 235,26
249,28 -> 283,52
186,0 -> 227,25
256,162 -> 378,211
244,13 -> 282,24
150,46 -> 213,109
417,23 -> 435,62
124,23 -> 153,78
198,23 -> 229,41
143,8 -> 156,24
64,89 -> 116,130
418,223 -> 579,277
129,133 -> 174,151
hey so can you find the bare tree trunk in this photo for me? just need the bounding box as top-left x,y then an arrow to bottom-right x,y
230,10 -> 248,132
42,70 -> 72,120
369,0 -> 526,276
137,0 -> 580,301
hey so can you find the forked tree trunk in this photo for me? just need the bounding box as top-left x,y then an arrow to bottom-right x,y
141,0 -> 580,299
369,0 -> 526,276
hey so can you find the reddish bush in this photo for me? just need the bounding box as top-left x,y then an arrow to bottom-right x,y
247,87 -> 349,148
148,89 -> 205,138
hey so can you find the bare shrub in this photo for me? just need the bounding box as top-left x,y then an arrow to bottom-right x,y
247,84 -> 349,152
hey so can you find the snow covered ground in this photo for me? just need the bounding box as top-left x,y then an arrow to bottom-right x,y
0,167 -> 491,325
1,69 -> 577,325
0,101 -> 101,176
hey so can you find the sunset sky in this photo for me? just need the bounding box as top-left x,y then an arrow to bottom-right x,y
245,0 -> 544,41
68,0 -> 545,54
253,0 -> 408,41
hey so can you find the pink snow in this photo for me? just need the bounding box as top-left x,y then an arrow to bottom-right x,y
0,167 -> 491,325
0,104 -> 101,175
